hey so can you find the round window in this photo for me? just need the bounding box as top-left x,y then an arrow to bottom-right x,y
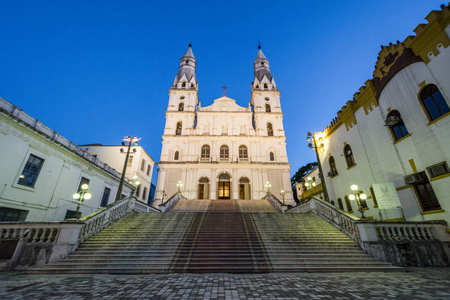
180,96 -> 185,99
265,97 -> 270,101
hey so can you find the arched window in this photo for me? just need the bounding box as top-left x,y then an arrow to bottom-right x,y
344,195 -> 353,213
175,122 -> 182,135
201,145 -> 210,158
239,145 -> 248,158
387,110 -> 409,141
181,82 -> 186,88
264,83 -> 268,89
269,152 -> 275,161
337,198 -> 344,210
420,84 -> 450,121
267,123 -> 273,136
329,156 -> 337,173
344,144 -> 355,168
265,104 -> 271,112
178,102 -> 184,111
220,145 -> 229,158
174,151 -> 179,160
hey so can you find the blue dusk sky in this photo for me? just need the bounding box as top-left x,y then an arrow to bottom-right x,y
0,0 -> 445,184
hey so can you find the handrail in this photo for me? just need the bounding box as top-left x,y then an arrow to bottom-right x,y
158,192 -> 186,212
263,192 -> 287,212
287,196 -> 450,244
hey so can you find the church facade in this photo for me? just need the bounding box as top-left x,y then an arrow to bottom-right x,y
154,46 -> 294,205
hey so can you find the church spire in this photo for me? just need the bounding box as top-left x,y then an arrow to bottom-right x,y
252,45 -> 276,91
173,44 -> 197,90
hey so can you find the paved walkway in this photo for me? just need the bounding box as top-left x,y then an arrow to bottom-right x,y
1,268 -> 450,299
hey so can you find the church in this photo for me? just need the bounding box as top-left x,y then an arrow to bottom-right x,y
154,45 -> 294,205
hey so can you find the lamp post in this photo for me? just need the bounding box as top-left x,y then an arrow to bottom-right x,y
280,189 -> 285,205
161,190 -> 167,205
177,181 -> 183,193
129,175 -> 140,197
265,181 -> 271,193
304,176 -> 317,198
72,184 -> 91,219
115,136 -> 141,202
307,132 -> 330,202
349,184 -> 367,219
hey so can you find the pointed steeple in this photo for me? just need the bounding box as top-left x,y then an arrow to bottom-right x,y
252,45 -> 276,91
173,44 -> 198,90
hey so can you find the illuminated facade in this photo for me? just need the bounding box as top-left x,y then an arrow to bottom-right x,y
315,6 -> 450,223
154,45 -> 294,205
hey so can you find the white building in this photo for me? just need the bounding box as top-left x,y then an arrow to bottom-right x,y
80,144 -> 155,203
315,7 -> 450,223
295,167 -> 324,201
0,98 -> 132,221
154,45 -> 294,205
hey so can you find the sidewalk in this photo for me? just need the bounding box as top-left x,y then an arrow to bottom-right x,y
1,268 -> 450,299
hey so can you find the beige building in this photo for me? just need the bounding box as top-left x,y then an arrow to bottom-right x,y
313,6 -> 450,223
0,98 -> 131,221
80,144 -> 155,203
155,45 -> 294,205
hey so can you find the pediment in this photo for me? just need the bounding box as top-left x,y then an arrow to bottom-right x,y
200,96 -> 250,112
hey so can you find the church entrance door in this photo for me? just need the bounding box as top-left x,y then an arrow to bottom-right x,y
238,177 -> 251,200
217,173 -> 231,199
198,177 -> 210,199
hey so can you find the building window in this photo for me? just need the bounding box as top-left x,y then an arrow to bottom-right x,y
100,187 -> 111,207
344,144 -> 356,168
141,159 -> 145,171
146,164 -> 151,176
64,210 -> 78,220
369,186 -> 378,207
174,151 -> 179,160
420,84 -> 450,121
77,177 -> 90,193
267,123 -> 273,136
176,122 -> 182,135
127,155 -> 134,167
220,145 -> 229,158
143,187 -> 148,201
265,104 -> 271,112
201,145 -> 210,158
264,83 -> 268,89
337,198 -> 344,210
0,207 -> 28,222
344,195 -> 353,213
269,152 -> 275,161
329,156 -> 337,173
387,110 -> 409,141
239,145 -> 248,158
411,172 -> 442,212
178,102 -> 184,111
427,161 -> 449,178
17,154 -> 44,187
136,184 -> 141,197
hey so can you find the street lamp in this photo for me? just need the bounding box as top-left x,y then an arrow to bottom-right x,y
115,136 -> 141,201
307,132 -> 329,202
304,176 -> 317,198
161,190 -> 167,205
72,184 -> 91,219
280,189 -> 285,205
177,181 -> 183,193
265,181 -> 271,193
349,184 -> 367,219
129,175 -> 140,197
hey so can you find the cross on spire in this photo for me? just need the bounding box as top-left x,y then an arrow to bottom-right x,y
221,84 -> 229,96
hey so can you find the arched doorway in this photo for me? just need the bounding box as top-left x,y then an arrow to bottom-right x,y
217,173 -> 231,199
238,177 -> 251,200
198,177 -> 210,199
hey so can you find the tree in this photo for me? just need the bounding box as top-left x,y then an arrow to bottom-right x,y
291,162 -> 318,202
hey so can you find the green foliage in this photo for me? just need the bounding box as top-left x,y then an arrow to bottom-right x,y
291,162 -> 318,202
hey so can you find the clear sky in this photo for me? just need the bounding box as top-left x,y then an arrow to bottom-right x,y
0,0 -> 445,184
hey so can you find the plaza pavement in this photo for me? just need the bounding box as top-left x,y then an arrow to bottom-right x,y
1,268 -> 450,299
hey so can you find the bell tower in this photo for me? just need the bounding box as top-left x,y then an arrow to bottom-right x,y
250,46 -> 284,138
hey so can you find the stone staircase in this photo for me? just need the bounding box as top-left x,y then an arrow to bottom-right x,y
28,200 -> 403,273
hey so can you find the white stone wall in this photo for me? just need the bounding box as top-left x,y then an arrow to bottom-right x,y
318,30 -> 450,223
0,99 -> 131,221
